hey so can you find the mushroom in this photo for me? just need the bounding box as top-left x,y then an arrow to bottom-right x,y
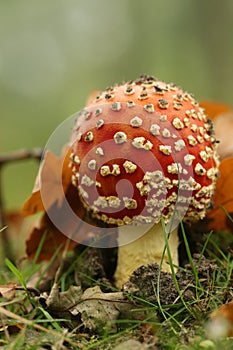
70,75 -> 219,288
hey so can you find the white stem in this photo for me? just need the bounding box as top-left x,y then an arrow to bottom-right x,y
114,222 -> 179,289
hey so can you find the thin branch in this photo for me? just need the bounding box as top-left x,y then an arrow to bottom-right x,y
0,148 -> 43,166
0,305 -> 80,348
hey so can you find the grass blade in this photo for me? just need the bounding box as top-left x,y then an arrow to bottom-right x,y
5,258 -> 27,290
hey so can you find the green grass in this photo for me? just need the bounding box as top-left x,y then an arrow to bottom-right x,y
1,226 -> 233,349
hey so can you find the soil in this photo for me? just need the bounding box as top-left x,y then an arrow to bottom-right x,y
34,224 -> 233,349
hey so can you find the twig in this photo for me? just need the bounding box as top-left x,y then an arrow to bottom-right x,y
0,148 -> 43,262
0,148 -> 43,165
0,166 -> 13,261
0,305 -> 82,348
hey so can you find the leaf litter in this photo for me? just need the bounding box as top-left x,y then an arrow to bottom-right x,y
44,284 -> 127,333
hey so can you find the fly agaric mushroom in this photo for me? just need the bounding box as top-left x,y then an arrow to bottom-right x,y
70,75 -> 219,288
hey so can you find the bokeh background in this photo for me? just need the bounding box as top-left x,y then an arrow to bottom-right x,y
1,0 -> 233,210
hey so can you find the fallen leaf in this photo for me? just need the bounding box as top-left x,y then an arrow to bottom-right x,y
207,300 -> 233,338
200,100 -> 233,159
25,184 -> 81,262
22,146 -> 72,216
4,210 -> 24,232
200,100 -> 233,232
0,283 -> 18,300
207,157 -> 233,233
46,283 -> 83,312
200,100 -> 231,120
211,300 -> 233,323
46,284 -> 127,333
23,147 -> 85,261
25,213 -> 77,262
71,285 -> 126,332
22,190 -> 44,217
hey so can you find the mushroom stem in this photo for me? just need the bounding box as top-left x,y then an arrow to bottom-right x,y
114,223 -> 179,289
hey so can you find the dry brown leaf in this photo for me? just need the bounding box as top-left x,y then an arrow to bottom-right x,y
22,146 -> 72,216
46,283 -> 83,312
0,283 -> 18,300
39,147 -> 73,209
207,157 -> 233,233
25,215 -> 77,262
46,284 -> 126,333
72,285 -> 125,332
22,190 -> 44,217
22,146 -> 80,261
25,184 -> 82,261
4,210 -> 24,232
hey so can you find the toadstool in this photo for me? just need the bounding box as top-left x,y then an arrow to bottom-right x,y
70,75 -> 219,288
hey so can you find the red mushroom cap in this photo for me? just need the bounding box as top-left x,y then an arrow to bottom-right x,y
70,75 -> 219,227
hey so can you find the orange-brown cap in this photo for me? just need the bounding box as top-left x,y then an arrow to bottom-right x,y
70,75 -> 219,227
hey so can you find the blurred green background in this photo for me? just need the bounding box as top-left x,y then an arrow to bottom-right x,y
1,0 -> 233,209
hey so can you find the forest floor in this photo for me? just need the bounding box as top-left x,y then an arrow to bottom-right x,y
1,223 -> 233,350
